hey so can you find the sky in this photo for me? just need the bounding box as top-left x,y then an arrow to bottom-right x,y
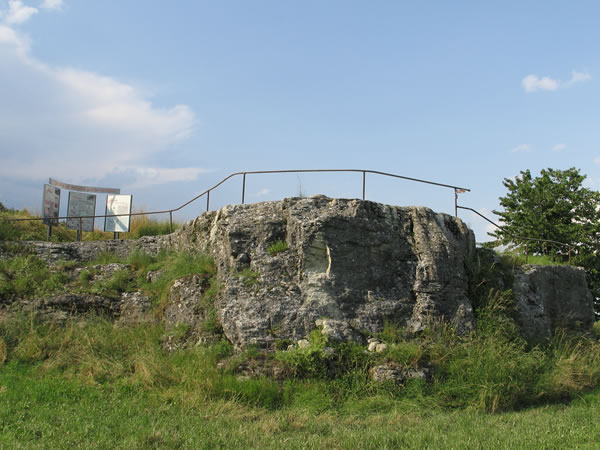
1,0 -> 599,242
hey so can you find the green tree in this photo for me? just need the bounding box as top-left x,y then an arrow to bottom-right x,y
491,168 -> 600,258
492,167 -> 600,317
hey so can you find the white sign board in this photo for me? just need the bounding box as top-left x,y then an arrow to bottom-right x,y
104,194 -> 132,232
66,192 -> 96,232
42,184 -> 60,226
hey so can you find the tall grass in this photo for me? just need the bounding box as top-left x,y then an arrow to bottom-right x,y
2,293 -> 600,423
0,208 -> 177,242
121,212 -> 180,239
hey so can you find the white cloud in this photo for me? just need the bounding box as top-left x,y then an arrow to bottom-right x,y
3,0 -> 38,25
131,167 -> 210,188
568,71 -> 591,85
0,24 -> 197,186
40,0 -> 63,10
522,71 -> 592,93
552,143 -> 567,152
522,74 -> 559,92
511,144 -> 531,153
254,188 -> 270,197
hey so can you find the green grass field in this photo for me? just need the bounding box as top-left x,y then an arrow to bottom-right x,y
2,355 -> 600,448
1,313 -> 600,448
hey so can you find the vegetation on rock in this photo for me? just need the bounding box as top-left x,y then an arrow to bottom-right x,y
490,167 -> 600,316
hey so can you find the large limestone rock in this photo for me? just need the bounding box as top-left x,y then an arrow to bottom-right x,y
513,265 -> 595,341
164,196 -> 476,349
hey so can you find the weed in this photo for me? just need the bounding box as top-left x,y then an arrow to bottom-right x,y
377,319 -> 408,344
78,269 -> 93,285
276,329 -> 331,378
200,307 -> 223,334
211,339 -> 234,360
275,339 -> 294,351
237,269 -> 260,288
122,214 -> 179,239
267,240 -> 288,256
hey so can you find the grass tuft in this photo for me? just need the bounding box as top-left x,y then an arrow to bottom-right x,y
267,240 -> 288,256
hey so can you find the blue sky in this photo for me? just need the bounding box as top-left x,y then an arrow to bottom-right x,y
1,0 -> 599,242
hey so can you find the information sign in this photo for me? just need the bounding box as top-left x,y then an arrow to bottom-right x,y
42,184 -> 60,226
66,192 -> 96,232
104,194 -> 133,232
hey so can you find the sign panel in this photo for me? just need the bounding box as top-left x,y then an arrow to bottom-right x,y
66,192 -> 96,232
49,178 -> 120,194
42,184 -> 60,226
104,194 -> 133,232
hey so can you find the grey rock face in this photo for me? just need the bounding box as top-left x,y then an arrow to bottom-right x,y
513,265 -> 595,341
118,291 -> 154,325
0,236 -> 164,264
165,196 -> 476,349
369,363 -> 432,383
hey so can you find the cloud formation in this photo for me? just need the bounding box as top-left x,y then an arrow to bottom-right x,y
3,0 -> 38,25
552,143 -> 567,152
0,8 -> 198,187
511,144 -> 531,153
41,0 -> 63,10
130,168 -> 211,188
568,71 -> 591,85
522,71 -> 592,93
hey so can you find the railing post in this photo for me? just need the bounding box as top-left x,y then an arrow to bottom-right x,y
454,189 -> 458,217
206,191 -> 210,212
242,173 -> 246,204
78,217 -> 82,242
362,171 -> 366,200
169,211 -> 173,233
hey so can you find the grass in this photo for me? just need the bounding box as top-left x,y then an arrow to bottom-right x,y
0,208 -> 178,242
0,255 -> 69,300
1,312 -> 600,447
236,268 -> 260,287
1,249 -> 217,323
267,240 -> 288,256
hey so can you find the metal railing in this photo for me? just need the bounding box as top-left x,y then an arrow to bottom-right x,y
4,169 -> 471,240
456,205 -> 574,263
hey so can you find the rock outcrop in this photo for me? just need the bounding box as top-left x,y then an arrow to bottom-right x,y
513,265 -> 595,341
163,196 -> 476,349
2,196 -> 596,348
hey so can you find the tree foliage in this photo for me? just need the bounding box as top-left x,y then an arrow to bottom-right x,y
491,168 -> 600,258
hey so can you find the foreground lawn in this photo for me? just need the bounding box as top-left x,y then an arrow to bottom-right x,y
1,362 -> 599,449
